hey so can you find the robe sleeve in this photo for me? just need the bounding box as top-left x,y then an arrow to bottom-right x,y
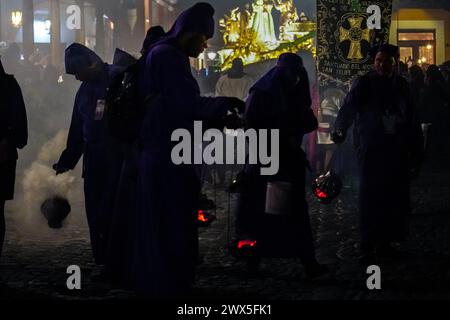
57,88 -> 85,169
244,90 -> 274,130
334,76 -> 367,134
297,106 -> 318,134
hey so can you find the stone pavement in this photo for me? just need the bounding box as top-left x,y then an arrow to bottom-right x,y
1,169 -> 450,300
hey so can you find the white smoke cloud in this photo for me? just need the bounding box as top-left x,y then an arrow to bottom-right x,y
14,130 -> 85,236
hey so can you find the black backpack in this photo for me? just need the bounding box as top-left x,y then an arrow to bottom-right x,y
106,59 -> 142,143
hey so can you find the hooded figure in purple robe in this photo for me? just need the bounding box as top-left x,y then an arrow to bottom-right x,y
103,33 -> 169,288
236,53 -> 328,277
55,43 -> 122,265
134,3 -> 245,297
141,26 -> 166,57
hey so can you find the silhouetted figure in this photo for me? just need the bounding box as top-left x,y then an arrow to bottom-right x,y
332,44 -> 424,263
54,43 -> 122,266
398,61 -> 408,78
0,57 -> 28,267
441,61 -> 450,84
216,58 -> 254,101
316,89 -> 342,174
135,3 -> 245,298
141,26 -> 166,57
1,43 -> 23,80
102,47 -> 138,288
406,56 -> 413,69
238,53 -> 328,278
105,28 -> 165,289
442,61 -> 450,106
112,48 -> 137,69
408,65 -> 425,106
419,65 -> 450,170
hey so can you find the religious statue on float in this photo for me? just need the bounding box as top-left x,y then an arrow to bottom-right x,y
218,0 -> 317,70
250,0 -> 278,50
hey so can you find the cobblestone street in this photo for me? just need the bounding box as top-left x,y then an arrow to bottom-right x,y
1,168 -> 450,300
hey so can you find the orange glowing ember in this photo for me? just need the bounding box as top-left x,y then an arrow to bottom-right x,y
238,239 -> 257,249
315,188 -> 328,199
198,210 -> 208,222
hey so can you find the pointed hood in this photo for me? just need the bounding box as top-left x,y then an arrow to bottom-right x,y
113,48 -> 137,68
65,43 -> 103,75
166,2 -> 215,39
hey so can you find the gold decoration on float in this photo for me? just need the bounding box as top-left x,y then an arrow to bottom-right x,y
218,0 -> 316,70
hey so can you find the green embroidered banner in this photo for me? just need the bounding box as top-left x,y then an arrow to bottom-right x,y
316,0 -> 393,94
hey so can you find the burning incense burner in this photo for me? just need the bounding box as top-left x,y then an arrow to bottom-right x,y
312,171 -> 342,204
40,196 -> 71,229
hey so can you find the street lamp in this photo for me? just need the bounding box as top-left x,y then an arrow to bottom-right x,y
11,11 -> 23,28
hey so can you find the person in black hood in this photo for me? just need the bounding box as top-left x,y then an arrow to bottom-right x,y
0,57 -> 28,278
54,43 -> 123,266
134,2 -> 245,298
238,53 -> 328,278
140,26 -> 166,57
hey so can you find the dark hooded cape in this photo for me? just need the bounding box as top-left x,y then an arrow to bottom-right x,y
58,44 -> 122,264
133,2 -> 232,297
237,54 -> 318,261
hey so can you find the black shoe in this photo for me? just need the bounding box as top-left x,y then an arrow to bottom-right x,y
304,263 -> 329,279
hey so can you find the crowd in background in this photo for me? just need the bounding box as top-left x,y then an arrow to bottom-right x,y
191,53 -> 450,187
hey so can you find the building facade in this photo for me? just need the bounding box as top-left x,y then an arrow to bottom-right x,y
390,0 -> 450,66
0,0 -> 178,66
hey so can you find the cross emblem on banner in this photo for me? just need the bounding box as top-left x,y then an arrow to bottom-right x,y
339,16 -> 370,60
